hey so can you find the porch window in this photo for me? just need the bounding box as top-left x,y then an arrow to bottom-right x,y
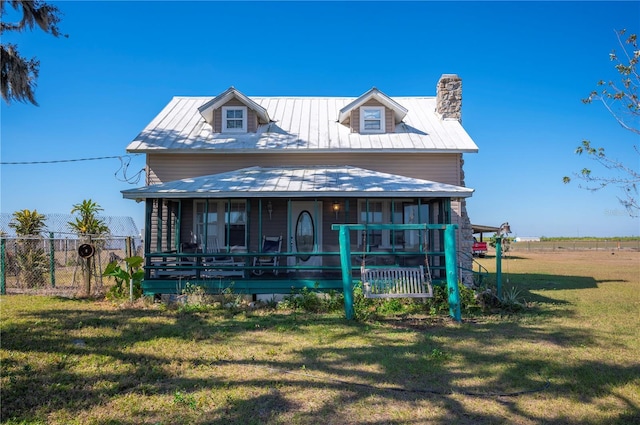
222,106 -> 247,132
194,201 -> 219,251
402,203 -> 429,248
359,200 -> 384,247
358,200 -> 429,249
360,106 -> 385,133
225,201 -> 246,248
194,200 -> 247,252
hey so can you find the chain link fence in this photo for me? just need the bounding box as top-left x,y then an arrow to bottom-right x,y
0,213 -> 141,296
0,235 -> 142,296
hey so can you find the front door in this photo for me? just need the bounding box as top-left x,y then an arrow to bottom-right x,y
288,201 -> 323,271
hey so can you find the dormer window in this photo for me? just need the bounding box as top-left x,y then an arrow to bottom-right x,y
360,106 -> 385,133
222,106 -> 247,132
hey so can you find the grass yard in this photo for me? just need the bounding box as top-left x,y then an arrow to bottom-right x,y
1,250 -> 639,424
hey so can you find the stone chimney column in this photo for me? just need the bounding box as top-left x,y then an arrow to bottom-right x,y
436,74 -> 462,121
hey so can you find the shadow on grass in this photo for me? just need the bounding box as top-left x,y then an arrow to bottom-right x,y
1,297 -> 639,424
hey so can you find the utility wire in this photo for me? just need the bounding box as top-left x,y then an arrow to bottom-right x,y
1,154 -> 145,185
1,155 -> 124,165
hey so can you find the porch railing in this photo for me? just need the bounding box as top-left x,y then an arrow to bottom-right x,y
144,250 -> 448,280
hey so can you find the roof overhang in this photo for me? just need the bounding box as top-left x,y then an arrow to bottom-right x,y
198,87 -> 271,125
122,166 -> 474,200
338,88 -> 408,124
472,224 -> 501,234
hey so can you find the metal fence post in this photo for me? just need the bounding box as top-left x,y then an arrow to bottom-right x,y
338,226 -> 354,320
49,232 -> 56,288
444,224 -> 461,322
1,238 -> 6,295
496,236 -> 502,300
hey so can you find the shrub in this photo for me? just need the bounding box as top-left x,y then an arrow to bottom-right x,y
103,256 -> 144,300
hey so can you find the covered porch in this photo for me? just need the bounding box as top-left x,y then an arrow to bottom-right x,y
122,166 -> 473,297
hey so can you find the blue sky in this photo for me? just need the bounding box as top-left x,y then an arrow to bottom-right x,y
1,1 -> 639,237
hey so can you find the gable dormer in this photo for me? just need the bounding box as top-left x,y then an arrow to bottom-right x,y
338,87 -> 408,134
198,87 -> 271,133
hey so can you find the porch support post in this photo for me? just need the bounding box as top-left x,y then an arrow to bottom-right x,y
144,200 -> 152,280
258,200 -> 262,246
338,225 -> 354,320
444,224 -> 461,322
156,199 -> 162,252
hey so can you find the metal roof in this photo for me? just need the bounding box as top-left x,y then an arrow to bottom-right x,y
126,95 -> 479,154
121,166 -> 474,200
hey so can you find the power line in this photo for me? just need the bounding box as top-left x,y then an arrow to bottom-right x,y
1,155 -> 125,165
1,154 -> 145,185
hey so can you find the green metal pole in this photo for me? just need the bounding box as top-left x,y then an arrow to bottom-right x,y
496,236 -> 502,300
49,232 -> 56,288
444,224 -> 461,322
338,226 -> 354,320
1,238 -> 6,295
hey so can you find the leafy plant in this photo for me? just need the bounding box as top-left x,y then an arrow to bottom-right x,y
182,282 -> 210,306
9,209 -> 48,287
500,286 -> 525,313
103,256 -> 144,300
279,285 -> 345,314
68,199 -> 109,236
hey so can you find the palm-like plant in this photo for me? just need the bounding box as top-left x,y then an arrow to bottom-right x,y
68,200 -> 109,236
8,209 -> 48,287
1,0 -> 65,105
68,200 -> 109,297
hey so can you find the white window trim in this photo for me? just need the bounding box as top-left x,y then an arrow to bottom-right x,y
359,106 -> 385,134
222,106 -> 248,133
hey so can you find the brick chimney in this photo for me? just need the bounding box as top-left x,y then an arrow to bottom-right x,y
435,74 -> 462,121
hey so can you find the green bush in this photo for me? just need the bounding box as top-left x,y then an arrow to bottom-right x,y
278,286 -> 345,314
103,256 -> 144,300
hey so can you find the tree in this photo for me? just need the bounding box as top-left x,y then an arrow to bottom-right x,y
68,199 -> 109,296
8,209 -> 48,287
564,29 -> 639,217
0,0 -> 65,105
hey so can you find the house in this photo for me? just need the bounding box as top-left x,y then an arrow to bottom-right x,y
122,74 -> 478,297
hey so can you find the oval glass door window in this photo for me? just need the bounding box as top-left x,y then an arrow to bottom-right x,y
295,210 -> 314,261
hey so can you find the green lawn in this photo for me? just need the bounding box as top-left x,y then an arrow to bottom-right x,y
1,250 -> 639,424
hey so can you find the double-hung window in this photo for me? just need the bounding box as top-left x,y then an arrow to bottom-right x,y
222,106 -> 247,132
360,106 -> 385,133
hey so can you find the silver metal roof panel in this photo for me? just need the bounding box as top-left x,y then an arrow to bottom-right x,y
121,166 -> 474,200
126,96 -> 478,154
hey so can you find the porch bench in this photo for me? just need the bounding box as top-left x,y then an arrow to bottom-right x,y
360,266 -> 433,299
202,259 -> 245,278
149,259 -> 197,279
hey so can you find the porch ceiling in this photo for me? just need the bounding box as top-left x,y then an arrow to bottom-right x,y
121,166 -> 474,200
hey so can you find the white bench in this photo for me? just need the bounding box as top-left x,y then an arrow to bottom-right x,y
361,266 -> 433,299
